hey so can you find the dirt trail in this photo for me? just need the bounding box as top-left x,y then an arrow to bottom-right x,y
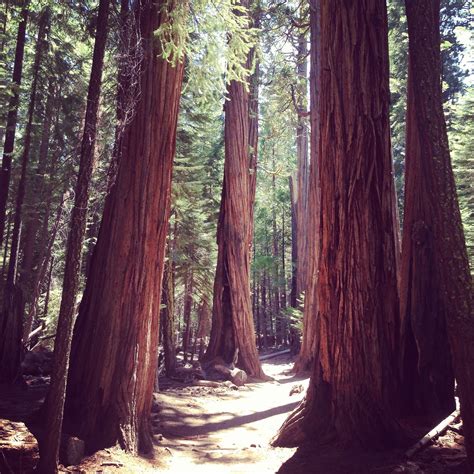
154,354 -> 309,473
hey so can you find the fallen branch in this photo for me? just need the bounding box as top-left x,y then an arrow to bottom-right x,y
192,380 -> 222,388
259,349 -> 291,361
406,403 -> 460,458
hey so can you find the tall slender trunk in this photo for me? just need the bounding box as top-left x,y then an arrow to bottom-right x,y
289,176 -> 297,308
18,79 -> 55,324
294,25 -> 310,302
160,252 -> 176,376
63,0 -> 186,455
23,196 -> 65,344
0,7 -> 49,384
0,0 -> 11,147
261,271 -> 268,350
272,149 -> 281,345
38,0 -> 111,471
273,0 -> 403,448
0,3 -> 28,249
405,0 -> 474,467
293,0 -> 320,373
281,209 -> 287,343
1,212 -> 12,279
204,0 -> 264,378
182,270 -> 193,362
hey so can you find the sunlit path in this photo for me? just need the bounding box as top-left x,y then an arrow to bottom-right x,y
154,355 -> 309,473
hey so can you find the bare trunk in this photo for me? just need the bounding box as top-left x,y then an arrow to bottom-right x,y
0,7 -> 49,384
23,196 -> 65,344
160,256 -> 176,376
18,80 -> 55,328
405,0 -> 474,467
294,26 -> 310,302
182,270 -> 193,362
289,176 -> 297,308
63,0 -> 185,455
274,0 -> 403,448
293,0 -> 320,374
37,1 -> 111,471
0,3 -> 28,249
204,0 -> 264,378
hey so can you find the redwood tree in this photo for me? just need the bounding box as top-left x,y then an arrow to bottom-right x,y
38,0 -> 111,470
405,0 -> 473,467
63,0 -> 186,454
292,0 -> 320,374
273,0 -> 403,448
399,61 -> 455,418
203,0 -> 264,379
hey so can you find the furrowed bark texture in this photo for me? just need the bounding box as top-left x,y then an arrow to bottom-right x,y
399,62 -> 454,418
38,0 -> 111,471
405,0 -> 473,468
204,0 -> 264,379
64,0 -> 185,454
274,0 -> 402,448
0,4 -> 28,250
293,0 -> 320,374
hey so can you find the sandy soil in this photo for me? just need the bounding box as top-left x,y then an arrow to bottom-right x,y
0,354 -> 469,473
152,354 -> 307,473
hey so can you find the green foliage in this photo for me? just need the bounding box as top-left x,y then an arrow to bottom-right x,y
156,0 -> 258,96
449,86 -> 474,272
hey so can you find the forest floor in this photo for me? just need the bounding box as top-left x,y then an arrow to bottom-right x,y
0,353 -> 470,473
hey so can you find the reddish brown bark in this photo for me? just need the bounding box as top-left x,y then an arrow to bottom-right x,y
63,0 -> 185,455
294,25 -> 310,303
293,0 -> 320,374
204,1 -> 264,378
273,0 -> 403,448
405,0 -> 473,467
38,0 -> 111,470
399,62 -> 454,418
0,3 -> 28,250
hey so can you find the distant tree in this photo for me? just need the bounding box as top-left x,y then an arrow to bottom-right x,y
0,6 -> 49,383
293,0 -> 319,374
38,0 -> 111,470
204,0 -> 265,378
0,2 -> 28,250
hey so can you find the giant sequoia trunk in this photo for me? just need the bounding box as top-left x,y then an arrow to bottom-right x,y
405,0 -> 473,467
63,0 -> 185,454
204,0 -> 264,379
293,0 -> 320,374
399,63 -> 454,418
273,0 -> 403,448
